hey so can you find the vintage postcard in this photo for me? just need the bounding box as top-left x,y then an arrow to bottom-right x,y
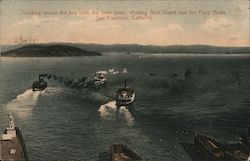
0,0 -> 249,161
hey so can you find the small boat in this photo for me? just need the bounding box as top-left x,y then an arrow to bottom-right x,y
194,133 -> 225,159
149,72 -> 155,76
194,133 -> 249,161
122,68 -> 128,74
0,114 -> 29,161
110,144 -> 143,161
116,80 -> 135,106
32,74 -> 47,91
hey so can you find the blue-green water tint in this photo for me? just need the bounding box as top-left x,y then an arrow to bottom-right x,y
0,53 -> 250,161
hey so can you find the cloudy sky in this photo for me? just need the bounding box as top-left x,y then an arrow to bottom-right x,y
0,0 -> 249,46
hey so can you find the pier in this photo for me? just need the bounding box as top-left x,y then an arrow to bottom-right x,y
0,114 -> 28,161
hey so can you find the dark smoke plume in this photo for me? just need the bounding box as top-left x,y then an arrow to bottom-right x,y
39,73 -> 91,90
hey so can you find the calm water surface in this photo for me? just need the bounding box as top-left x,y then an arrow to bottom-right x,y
0,53 -> 250,161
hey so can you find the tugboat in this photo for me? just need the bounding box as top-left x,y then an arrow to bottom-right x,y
116,80 -> 135,106
110,144 -> 143,161
0,114 -> 29,161
32,74 -> 47,91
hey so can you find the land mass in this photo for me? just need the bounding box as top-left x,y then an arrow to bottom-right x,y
70,43 -> 249,54
1,44 -> 102,57
1,43 -> 249,56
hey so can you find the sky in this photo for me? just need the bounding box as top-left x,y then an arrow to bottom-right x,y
0,0 -> 249,46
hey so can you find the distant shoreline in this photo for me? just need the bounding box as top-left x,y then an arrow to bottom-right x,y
1,43 -> 249,57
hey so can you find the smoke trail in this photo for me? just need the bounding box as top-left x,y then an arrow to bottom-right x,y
49,74 -> 88,90
38,68 -> 129,90
33,72 -> 97,91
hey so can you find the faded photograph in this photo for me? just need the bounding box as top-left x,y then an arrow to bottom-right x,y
0,0 -> 249,161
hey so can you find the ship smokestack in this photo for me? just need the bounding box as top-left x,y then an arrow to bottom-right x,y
38,74 -> 48,81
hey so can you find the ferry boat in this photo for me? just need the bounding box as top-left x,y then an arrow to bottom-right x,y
116,80 -> 135,106
32,74 -> 47,91
86,71 -> 107,87
110,144 -> 143,161
0,114 -> 29,161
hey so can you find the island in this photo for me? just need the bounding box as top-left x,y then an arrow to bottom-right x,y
1,44 -> 102,57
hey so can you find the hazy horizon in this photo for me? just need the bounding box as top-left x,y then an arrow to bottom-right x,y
1,42 -> 250,48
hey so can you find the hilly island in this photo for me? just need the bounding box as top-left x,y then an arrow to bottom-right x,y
1,44 -> 102,57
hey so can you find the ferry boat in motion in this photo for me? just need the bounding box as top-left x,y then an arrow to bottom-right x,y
116,80 -> 135,106
91,72 -> 107,86
32,74 -> 47,91
85,71 -> 107,88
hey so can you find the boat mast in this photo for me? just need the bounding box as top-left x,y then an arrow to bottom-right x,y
8,113 -> 15,130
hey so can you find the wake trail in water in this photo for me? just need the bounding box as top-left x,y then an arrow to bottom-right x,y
119,106 -> 135,126
98,100 -> 134,126
98,100 -> 117,117
5,89 -> 43,118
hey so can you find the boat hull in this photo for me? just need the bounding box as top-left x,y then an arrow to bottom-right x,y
116,92 -> 135,106
194,134 -> 249,161
110,144 -> 143,161
32,81 -> 47,91
194,134 -> 225,159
